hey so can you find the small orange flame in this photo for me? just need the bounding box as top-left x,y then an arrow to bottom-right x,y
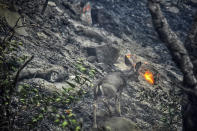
143,70 -> 154,85
126,54 -> 131,58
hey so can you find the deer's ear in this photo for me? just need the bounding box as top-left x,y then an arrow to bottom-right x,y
135,62 -> 142,72
124,55 -> 133,66
97,85 -> 103,96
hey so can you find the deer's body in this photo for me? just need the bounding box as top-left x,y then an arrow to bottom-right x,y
93,70 -> 133,129
94,72 -> 126,99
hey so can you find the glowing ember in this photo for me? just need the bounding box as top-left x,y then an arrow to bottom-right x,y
143,70 -> 154,85
126,54 -> 131,58
65,110 -> 71,114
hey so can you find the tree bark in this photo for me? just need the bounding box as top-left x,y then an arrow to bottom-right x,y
147,0 -> 197,130
185,11 -> 197,75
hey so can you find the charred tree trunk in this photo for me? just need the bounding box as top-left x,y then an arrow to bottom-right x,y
185,11 -> 197,75
147,0 -> 197,130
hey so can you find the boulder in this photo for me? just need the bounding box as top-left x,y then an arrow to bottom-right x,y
91,8 -> 114,25
18,66 -> 68,83
85,44 -> 119,66
0,6 -> 28,36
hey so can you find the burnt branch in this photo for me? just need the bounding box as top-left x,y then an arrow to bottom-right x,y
2,17 -> 22,44
13,55 -> 34,88
41,0 -> 49,15
147,0 -> 197,91
147,0 -> 197,130
184,11 -> 197,74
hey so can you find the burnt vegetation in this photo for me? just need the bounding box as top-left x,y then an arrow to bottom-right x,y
147,0 -> 197,130
0,0 -> 197,131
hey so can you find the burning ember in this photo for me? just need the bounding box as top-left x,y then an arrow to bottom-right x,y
126,54 -> 131,58
143,70 -> 154,85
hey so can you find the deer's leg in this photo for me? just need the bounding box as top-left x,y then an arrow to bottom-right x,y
115,91 -> 121,116
93,100 -> 97,129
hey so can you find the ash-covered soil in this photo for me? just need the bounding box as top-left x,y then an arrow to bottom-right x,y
1,0 -> 195,130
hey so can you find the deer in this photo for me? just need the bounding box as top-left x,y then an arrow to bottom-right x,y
92,54 -> 141,129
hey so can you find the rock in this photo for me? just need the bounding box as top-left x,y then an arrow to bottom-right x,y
18,66 -> 68,83
166,6 -> 179,14
97,117 -> 141,131
37,32 -> 48,39
62,1 -> 82,20
0,6 -> 28,36
85,44 -> 119,66
91,8 -> 114,25
48,1 -> 56,7
47,2 -> 63,14
87,56 -> 97,63
55,7 -> 63,13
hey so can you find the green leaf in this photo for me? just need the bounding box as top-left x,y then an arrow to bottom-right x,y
76,64 -> 86,72
3,80 -> 9,85
89,71 -> 95,77
65,99 -> 70,103
62,121 -> 68,128
18,85 -> 24,92
54,119 -> 60,123
80,67 -> 86,72
56,98 -> 61,102
33,88 -> 38,93
18,41 -> 23,46
24,84 -> 30,88
105,126 -> 112,131
71,119 -> 77,124
161,117 -> 167,123
61,115 -> 66,119
41,107 -> 46,113
67,87 -> 74,92
75,126 -> 81,131
32,118 -> 37,123
20,98 -> 25,102
89,69 -> 96,77
69,96 -> 74,100
68,113 -> 74,118
11,40 -> 16,43
90,69 -> 96,73
0,55 -> 3,59
38,114 -> 44,119
56,114 -> 60,118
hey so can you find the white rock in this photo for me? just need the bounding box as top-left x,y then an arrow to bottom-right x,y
167,6 -> 179,14
48,2 -> 56,7
37,32 -> 47,39
55,7 -> 63,13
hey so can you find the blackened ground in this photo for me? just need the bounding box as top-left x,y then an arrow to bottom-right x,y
4,0 -> 195,130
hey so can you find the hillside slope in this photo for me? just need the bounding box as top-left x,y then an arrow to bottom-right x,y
1,0 -> 195,130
